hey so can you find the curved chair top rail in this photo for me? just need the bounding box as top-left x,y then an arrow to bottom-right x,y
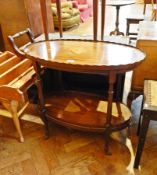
8,28 -> 35,57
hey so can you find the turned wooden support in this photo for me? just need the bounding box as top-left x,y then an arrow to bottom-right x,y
93,0 -> 106,41
33,61 -> 49,138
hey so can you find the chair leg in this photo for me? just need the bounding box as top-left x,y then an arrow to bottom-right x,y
2,101 -> 24,142
137,96 -> 144,136
137,115 -> 142,136
10,101 -> 24,143
134,116 -> 150,169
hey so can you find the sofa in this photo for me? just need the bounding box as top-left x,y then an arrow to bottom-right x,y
51,1 -> 80,29
70,0 -> 93,22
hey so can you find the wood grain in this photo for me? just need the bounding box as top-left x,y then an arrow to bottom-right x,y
0,113 -> 157,174
24,40 -> 145,73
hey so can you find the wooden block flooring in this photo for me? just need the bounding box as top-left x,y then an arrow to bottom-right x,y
0,108 -> 157,175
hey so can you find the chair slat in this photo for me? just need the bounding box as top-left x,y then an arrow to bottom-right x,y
0,51 -> 14,63
0,59 -> 33,85
0,55 -> 21,74
9,67 -> 35,90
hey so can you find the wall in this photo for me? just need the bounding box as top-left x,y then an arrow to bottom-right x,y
0,0 -> 54,51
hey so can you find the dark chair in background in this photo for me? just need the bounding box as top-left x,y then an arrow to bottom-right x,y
126,2 -> 147,40
134,80 -> 157,168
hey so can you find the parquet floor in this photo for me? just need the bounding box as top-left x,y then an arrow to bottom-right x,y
0,102 -> 157,175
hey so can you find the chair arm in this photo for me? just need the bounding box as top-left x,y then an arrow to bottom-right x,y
8,28 -> 35,58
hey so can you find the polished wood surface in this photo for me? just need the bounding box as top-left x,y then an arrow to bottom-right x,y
131,21 -> 157,92
24,40 -> 145,73
45,91 -> 131,132
23,39 -> 145,154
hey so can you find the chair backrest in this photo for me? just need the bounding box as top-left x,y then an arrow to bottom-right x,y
8,28 -> 35,58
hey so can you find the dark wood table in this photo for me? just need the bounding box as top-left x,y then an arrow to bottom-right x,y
107,0 -> 135,36
23,39 -> 145,154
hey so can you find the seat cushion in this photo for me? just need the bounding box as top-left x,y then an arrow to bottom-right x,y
62,13 -> 72,19
53,14 -> 80,29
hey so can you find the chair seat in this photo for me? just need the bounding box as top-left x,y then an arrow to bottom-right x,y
143,80 -> 157,111
126,15 -> 144,21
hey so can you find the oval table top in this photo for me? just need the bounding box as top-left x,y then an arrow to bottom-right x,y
23,39 -> 145,74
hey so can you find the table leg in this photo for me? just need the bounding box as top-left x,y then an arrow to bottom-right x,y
105,72 -> 132,160
110,130 -> 135,174
110,6 -> 124,36
105,71 -> 116,155
33,62 -> 49,139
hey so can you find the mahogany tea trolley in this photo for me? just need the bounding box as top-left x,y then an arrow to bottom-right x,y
23,39 -> 145,154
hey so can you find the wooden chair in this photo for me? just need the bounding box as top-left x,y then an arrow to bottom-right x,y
7,28 -> 49,140
0,51 -> 37,142
126,3 -> 147,40
134,80 -> 157,168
